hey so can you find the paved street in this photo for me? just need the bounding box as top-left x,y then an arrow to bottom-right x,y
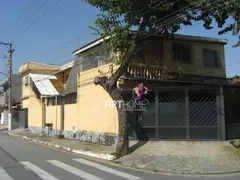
0,132 -> 240,180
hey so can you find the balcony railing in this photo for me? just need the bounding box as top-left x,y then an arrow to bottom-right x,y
127,63 -> 164,79
126,63 -> 228,83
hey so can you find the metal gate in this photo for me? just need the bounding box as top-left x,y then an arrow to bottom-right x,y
124,87 -> 219,140
12,108 -> 28,129
224,86 -> 240,139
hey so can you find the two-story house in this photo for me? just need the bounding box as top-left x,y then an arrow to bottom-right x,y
71,34 -> 230,143
19,61 -> 77,134
19,33 -> 240,146
0,74 -> 22,125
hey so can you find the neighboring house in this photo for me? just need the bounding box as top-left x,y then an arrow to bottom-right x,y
19,34 -> 240,146
0,74 -> 22,125
19,61 -> 76,134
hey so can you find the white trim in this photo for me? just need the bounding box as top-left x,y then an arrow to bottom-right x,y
74,36 -> 111,55
73,34 -> 227,56
74,38 -> 104,55
60,61 -> 74,71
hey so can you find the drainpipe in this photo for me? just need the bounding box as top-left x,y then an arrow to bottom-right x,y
57,94 -> 65,139
41,97 -> 45,134
55,96 -> 58,135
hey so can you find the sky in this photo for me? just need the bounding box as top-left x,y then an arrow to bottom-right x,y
0,0 -> 239,82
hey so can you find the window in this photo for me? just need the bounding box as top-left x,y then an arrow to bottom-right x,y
97,55 -> 107,66
25,76 -> 29,87
57,96 -> 62,105
47,97 -> 55,106
29,78 -> 33,88
203,49 -> 219,68
65,93 -> 77,104
172,43 -> 191,63
136,49 -> 145,63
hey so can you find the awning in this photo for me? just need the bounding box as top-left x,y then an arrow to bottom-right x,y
29,73 -> 59,96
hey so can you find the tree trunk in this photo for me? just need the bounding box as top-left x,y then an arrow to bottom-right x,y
115,105 -> 129,158
107,86 -> 129,158
93,15 -> 151,158
94,76 -> 130,158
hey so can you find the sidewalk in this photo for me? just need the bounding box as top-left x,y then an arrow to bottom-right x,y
4,129 -> 240,175
4,129 -> 115,160
117,140 -> 240,175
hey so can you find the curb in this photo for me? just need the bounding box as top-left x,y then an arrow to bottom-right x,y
4,131 -> 240,176
4,132 -> 116,161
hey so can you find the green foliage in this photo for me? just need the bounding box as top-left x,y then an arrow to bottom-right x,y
83,0 -> 240,63
233,74 -> 240,78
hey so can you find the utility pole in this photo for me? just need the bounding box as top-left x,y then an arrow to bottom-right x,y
0,41 -> 14,130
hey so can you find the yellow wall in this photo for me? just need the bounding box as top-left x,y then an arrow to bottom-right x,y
46,105 -> 61,131
19,62 -> 59,74
138,37 -> 226,78
77,64 -> 119,134
22,99 -> 29,109
27,97 -> 43,128
77,84 -> 118,134
162,39 -> 226,77
65,104 -> 78,131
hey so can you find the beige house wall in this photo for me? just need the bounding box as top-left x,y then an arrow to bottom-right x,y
64,104 -> 78,131
46,105 -> 61,131
27,97 -> 43,128
76,63 -> 119,134
141,37 -> 226,78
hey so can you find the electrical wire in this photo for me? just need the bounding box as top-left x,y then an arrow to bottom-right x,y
16,0 -> 50,31
16,0 -> 38,22
18,0 -> 61,37
139,0 -> 227,40
11,51 -> 240,88
9,0 -> 236,87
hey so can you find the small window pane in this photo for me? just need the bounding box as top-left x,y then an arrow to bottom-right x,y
203,49 -> 219,68
136,49 -> 145,63
173,43 -> 191,63
25,76 -> 29,87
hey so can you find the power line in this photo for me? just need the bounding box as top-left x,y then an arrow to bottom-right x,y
17,0 -> 61,38
11,0 -> 235,87
34,38 -> 78,64
16,0 -> 50,31
12,55 -> 98,87
139,0 -> 226,40
140,0 -> 220,39
12,51 -> 240,88
16,0 -> 38,21
12,57 -> 77,87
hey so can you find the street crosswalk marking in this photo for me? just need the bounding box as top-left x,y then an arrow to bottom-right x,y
47,160 -> 105,180
73,158 -> 142,180
20,161 -> 59,180
0,168 -> 13,180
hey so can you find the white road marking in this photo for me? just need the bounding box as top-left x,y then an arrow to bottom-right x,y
74,158 -> 142,180
20,161 -> 59,180
0,168 -> 13,180
47,160 -> 104,180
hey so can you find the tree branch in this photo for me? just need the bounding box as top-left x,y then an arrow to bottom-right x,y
108,15 -> 151,89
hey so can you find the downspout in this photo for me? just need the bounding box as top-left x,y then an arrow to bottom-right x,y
41,96 -> 44,133
55,96 -> 58,135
